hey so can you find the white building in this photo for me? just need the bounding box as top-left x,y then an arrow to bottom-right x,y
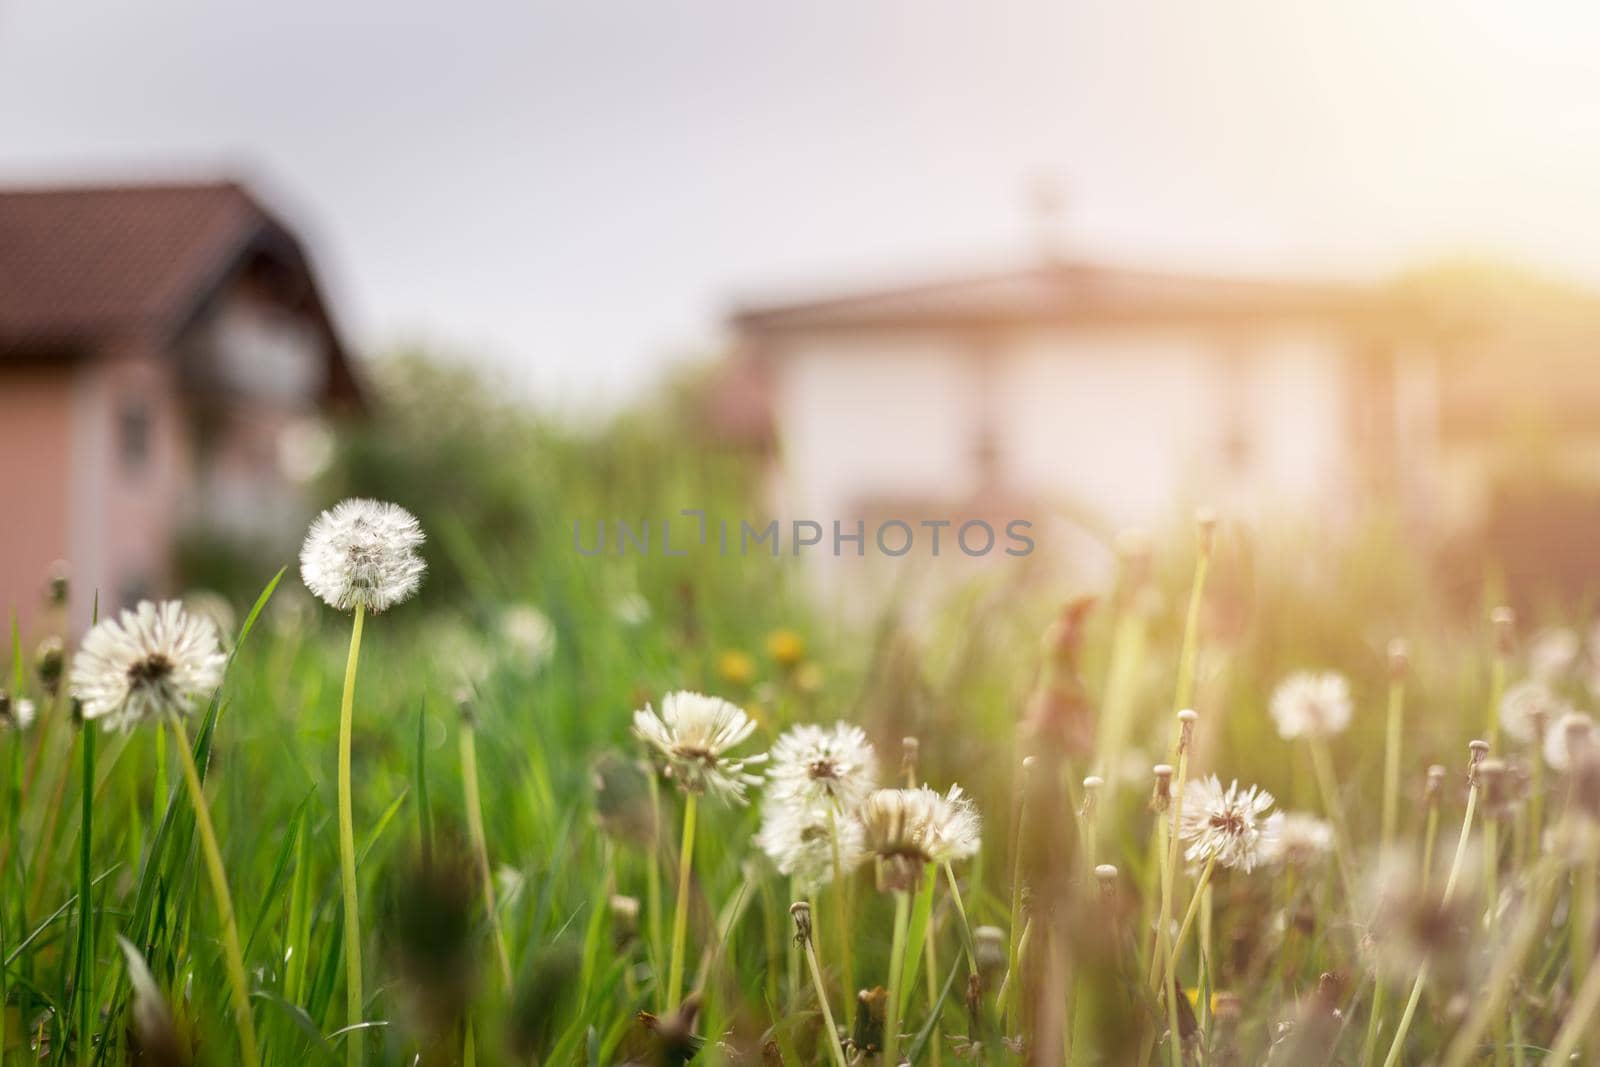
723,257 -> 1438,579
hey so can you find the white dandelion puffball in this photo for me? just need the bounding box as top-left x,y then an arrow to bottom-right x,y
500,604 -> 556,667
767,722 -> 878,811
70,600 -> 226,731
1269,671 -> 1353,740
1179,775 -> 1276,873
1528,627 -> 1580,681
1500,680 -> 1566,744
1260,811 -> 1333,866
300,498 -> 426,613
857,784 -> 982,891
1544,711 -> 1596,772
1,695 -> 35,731
756,797 -> 867,891
632,690 -> 766,804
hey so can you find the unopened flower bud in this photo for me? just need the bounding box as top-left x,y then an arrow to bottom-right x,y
1152,764 -> 1174,813
1387,639 -> 1409,681
901,736 -> 920,781
789,901 -> 812,945
1425,764 -> 1446,803
45,561 -> 69,607
1491,607 -> 1515,659
35,636 -> 63,695
1195,508 -> 1218,558
1177,708 -> 1198,752
974,925 -> 1007,977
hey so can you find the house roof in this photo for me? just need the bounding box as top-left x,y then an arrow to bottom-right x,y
731,258 -> 1394,335
0,179 -> 361,405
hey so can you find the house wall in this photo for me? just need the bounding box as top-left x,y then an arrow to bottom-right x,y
68,341 -> 194,634
764,322 -> 1354,563
0,363 -> 76,639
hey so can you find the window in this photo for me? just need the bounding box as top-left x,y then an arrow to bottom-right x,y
117,397 -> 151,476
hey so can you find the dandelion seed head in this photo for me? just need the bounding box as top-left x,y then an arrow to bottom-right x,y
1178,775 -> 1276,872
1260,812 -> 1334,867
857,784 -> 982,891
1528,626 -> 1579,681
69,600 -> 225,731
1545,711 -> 1596,772
0,692 -> 34,731
1500,680 -> 1566,744
632,690 -> 765,804
1269,672 -> 1353,740
299,498 -> 426,613
767,722 -> 878,810
756,799 -> 865,892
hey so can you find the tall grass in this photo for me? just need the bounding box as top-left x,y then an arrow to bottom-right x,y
4,358 -> 1599,1064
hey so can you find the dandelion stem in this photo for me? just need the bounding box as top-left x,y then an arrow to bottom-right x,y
666,790 -> 698,1013
1441,855 -> 1560,1067
1005,762 -> 1033,1033
336,602 -> 366,1067
168,712 -> 260,1067
1384,767 -> 1480,1067
885,888 -> 912,1066
1381,668 -> 1405,853
1546,932 -> 1600,1064
645,770 -> 665,1012
1307,736 -> 1361,911
1166,854 -> 1216,994
75,725 -> 93,1067
459,714 -> 512,988
827,806 -> 856,1022
797,909 -> 850,1067
942,861 -> 978,974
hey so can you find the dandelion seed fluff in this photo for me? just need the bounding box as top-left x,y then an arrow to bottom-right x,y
767,722 -> 878,810
857,784 -> 982,891
1178,775 -> 1275,872
1269,671 -> 1353,740
300,498 -> 426,613
1260,811 -> 1333,866
70,600 -> 225,731
1544,711 -> 1596,772
756,798 -> 866,891
1500,680 -> 1566,744
0,695 -> 34,731
632,690 -> 766,804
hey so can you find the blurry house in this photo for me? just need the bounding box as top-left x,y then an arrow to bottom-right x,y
0,180 -> 361,636
726,257 -> 1436,574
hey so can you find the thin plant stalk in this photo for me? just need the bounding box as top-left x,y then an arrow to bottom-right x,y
1005,760 -> 1033,1032
459,715 -> 512,987
827,807 -> 856,1020
1384,762 -> 1481,1067
1149,756 -> 1192,988
1306,737 -> 1360,907
168,712 -> 261,1067
336,602 -> 367,1067
796,907 -> 850,1067
1441,856 -> 1561,1067
75,725 -> 93,1067
1546,935 -> 1600,1064
645,770 -> 665,1012
1166,855 -> 1216,994
666,791 -> 699,1013
1369,662 -> 1408,1067
942,861 -> 978,973
884,888 -> 912,1067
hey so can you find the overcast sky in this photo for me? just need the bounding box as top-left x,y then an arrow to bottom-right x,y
4,1 -> 1600,402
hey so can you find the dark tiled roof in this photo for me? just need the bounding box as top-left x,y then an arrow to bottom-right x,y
0,179 -> 362,406
0,181 -> 264,344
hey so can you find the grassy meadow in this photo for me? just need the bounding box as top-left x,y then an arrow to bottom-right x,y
4,356 -> 1600,1065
